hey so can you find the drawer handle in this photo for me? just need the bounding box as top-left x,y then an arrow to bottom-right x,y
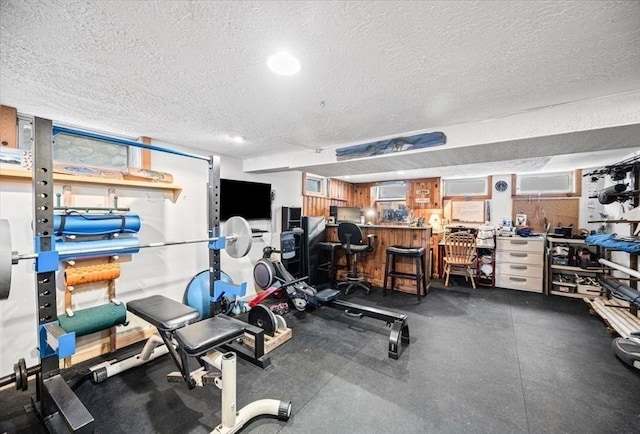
510,265 -> 527,270
510,252 -> 528,258
511,240 -> 528,245
509,277 -> 527,282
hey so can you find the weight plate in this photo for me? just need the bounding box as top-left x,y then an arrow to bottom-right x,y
253,258 -> 276,290
14,358 -> 27,391
275,314 -> 287,331
224,216 -> 252,258
184,269 -> 233,319
0,219 -> 12,299
248,304 -> 277,336
291,297 -> 307,312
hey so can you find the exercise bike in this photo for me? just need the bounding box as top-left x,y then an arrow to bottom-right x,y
250,230 -> 410,359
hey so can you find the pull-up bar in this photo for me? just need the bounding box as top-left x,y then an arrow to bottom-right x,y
52,125 -> 210,162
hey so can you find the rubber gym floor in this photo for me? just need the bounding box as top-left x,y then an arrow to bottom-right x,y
1,281 -> 639,434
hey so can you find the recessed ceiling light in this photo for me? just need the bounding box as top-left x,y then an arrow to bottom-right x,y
229,135 -> 245,143
267,52 -> 300,76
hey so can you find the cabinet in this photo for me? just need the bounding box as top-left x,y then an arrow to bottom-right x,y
546,237 -> 606,299
281,206 -> 302,278
495,236 -> 544,293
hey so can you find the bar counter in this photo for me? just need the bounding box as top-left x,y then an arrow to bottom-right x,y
326,224 -> 432,294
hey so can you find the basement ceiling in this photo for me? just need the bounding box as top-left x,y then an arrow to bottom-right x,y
1,1 -> 639,181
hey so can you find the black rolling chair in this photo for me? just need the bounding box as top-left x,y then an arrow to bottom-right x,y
337,222 -> 378,295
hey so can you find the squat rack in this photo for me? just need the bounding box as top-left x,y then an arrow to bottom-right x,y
30,117 -> 223,432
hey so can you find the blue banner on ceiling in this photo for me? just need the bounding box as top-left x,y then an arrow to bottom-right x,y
335,131 -> 446,161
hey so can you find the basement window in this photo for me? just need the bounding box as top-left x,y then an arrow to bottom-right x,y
304,174 -> 327,195
516,171 -> 577,195
442,177 -> 489,197
18,115 -> 143,171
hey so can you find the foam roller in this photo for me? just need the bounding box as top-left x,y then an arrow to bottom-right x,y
58,303 -> 127,337
65,263 -> 121,286
55,237 -> 140,260
53,214 -> 141,236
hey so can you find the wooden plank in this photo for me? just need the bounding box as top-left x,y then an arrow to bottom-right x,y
140,136 -> 152,169
241,327 -> 292,354
0,105 -> 17,148
586,296 -> 640,338
61,327 -> 157,367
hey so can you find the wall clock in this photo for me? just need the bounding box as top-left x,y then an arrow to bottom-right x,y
495,180 -> 508,192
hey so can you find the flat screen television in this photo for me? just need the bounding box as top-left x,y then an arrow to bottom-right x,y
220,178 -> 272,221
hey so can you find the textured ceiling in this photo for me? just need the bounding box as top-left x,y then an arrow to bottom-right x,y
1,1 -> 639,181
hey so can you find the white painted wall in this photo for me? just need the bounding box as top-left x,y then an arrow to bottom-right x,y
0,140 -> 302,376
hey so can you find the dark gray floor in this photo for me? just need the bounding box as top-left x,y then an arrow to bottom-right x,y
1,281 -> 639,434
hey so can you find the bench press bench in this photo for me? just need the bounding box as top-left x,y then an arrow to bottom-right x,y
126,295 -> 291,433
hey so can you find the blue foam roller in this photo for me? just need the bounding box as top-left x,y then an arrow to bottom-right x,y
55,237 -> 140,260
52,214 -> 141,235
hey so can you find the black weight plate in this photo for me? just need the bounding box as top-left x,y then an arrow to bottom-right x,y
14,358 -> 27,391
248,304 -> 277,336
253,259 -> 276,290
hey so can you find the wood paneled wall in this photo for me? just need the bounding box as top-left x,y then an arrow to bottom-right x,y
302,176 -> 442,220
303,178 -> 355,218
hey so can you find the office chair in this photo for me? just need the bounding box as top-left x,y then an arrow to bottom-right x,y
337,222 -> 378,295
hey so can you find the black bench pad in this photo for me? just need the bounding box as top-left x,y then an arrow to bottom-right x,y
127,295 -> 200,331
175,317 -> 245,355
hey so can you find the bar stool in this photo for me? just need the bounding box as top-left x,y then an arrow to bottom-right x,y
317,241 -> 343,288
383,246 -> 428,303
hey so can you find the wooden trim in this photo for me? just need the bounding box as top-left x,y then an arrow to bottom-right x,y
0,105 -> 18,148
140,136 -> 152,169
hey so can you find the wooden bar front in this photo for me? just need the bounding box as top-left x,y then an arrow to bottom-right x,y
326,225 -> 432,294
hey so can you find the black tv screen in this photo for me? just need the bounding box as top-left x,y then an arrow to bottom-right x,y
220,178 -> 272,221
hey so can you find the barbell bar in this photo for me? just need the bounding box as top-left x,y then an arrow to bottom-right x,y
0,216 -> 253,299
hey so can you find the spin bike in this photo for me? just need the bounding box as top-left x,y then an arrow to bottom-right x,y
251,234 -> 410,359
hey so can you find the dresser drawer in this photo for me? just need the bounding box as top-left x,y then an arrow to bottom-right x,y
496,238 -> 543,254
495,274 -> 543,292
495,262 -> 543,279
495,251 -> 544,267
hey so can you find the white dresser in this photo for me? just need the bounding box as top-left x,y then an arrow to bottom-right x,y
495,236 -> 545,293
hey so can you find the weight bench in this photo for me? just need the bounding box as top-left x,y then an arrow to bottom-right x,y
126,295 -> 291,433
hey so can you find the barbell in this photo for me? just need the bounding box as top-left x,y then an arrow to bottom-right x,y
0,216 -> 254,299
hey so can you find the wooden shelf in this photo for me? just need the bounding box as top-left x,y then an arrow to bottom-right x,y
550,264 -> 607,272
551,281 -> 577,287
0,168 -> 182,202
551,290 -> 595,299
588,220 -> 640,224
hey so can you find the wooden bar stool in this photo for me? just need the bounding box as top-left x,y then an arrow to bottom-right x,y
383,246 -> 428,303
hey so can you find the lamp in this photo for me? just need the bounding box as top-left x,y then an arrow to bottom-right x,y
366,208 -> 376,225
428,213 -> 442,232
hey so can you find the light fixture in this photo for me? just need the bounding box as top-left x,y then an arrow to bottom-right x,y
396,170 -> 405,175
428,213 -> 443,232
366,208 -> 376,225
229,135 -> 245,143
267,52 -> 300,76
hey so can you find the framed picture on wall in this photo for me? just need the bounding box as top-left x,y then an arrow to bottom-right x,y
515,213 -> 527,226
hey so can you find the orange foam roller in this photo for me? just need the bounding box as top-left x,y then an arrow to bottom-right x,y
64,262 -> 121,286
